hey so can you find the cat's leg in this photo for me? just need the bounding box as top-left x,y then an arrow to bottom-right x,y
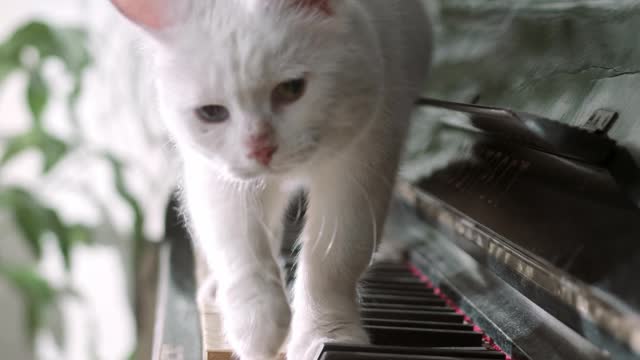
184,166 -> 291,360
287,145 -> 399,359
266,186 -> 292,291
196,182 -> 291,308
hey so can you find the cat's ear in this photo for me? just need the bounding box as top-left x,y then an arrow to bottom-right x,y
110,0 -> 188,30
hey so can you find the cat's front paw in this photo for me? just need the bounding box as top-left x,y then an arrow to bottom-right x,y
219,276 -> 291,360
287,311 -> 368,360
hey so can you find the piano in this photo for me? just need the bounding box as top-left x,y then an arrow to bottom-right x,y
150,2 -> 640,360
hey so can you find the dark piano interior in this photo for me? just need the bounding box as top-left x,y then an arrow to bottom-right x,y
154,2 -> 640,360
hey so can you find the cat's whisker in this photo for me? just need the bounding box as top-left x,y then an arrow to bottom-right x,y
322,215 -> 339,260
295,193 -> 305,223
310,213 -> 327,256
251,190 -> 277,247
348,172 -> 379,265
317,148 -> 385,263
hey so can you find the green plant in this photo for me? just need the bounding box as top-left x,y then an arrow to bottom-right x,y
0,20 -> 151,356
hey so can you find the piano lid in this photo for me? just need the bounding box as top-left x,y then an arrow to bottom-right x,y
399,96 -> 640,358
400,2 -> 640,356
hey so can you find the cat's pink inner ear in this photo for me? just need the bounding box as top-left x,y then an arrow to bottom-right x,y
111,0 -> 173,29
295,0 -> 333,15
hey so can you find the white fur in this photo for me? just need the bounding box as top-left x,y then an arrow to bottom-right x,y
114,0 -> 431,359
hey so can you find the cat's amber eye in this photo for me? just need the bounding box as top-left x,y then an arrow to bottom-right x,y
272,78 -> 306,107
195,105 -> 230,124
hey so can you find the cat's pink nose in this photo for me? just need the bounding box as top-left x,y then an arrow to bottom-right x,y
248,132 -> 272,147
248,145 -> 278,166
246,130 -> 277,166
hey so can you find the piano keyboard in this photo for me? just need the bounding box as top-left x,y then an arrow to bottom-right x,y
201,259 -> 507,360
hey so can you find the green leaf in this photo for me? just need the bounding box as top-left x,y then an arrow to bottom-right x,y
0,188 -> 49,257
13,203 -> 48,257
0,45 -> 20,84
0,132 -> 40,166
41,211 -> 93,269
0,264 -> 58,339
66,79 -> 83,127
40,134 -> 68,173
27,69 -> 48,124
0,188 -> 90,268
45,208 -> 73,269
1,22 -> 90,71
0,20 -> 91,97
52,27 -> 91,77
103,154 -> 147,278
2,22 -> 56,62
0,130 -> 68,172
105,155 -> 145,245
67,224 -> 92,246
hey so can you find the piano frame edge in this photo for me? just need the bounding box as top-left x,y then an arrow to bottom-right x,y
394,179 -> 639,360
153,197 -> 205,360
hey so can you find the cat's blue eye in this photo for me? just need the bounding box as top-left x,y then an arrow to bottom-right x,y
195,105 -> 230,123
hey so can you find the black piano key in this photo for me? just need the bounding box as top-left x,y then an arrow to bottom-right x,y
360,288 -> 443,299
362,277 -> 426,285
361,303 -> 454,312
294,260 -> 507,359
362,277 -> 430,285
362,271 -> 419,279
362,318 -> 474,331
362,308 -> 465,323
320,352 -> 494,360
366,326 -> 483,347
368,263 -> 411,271
362,294 -> 447,307
363,274 -> 417,279
365,270 -> 415,277
363,275 -> 420,282
318,344 -> 505,359
363,270 -> 417,277
360,282 -> 432,292
313,260 -> 508,360
366,266 -> 413,273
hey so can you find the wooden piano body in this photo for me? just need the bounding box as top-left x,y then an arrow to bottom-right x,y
152,2 -> 640,359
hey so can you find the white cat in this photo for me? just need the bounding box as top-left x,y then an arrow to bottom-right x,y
111,0 -> 432,359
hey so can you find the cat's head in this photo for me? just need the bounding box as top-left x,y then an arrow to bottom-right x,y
113,0 -> 382,180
